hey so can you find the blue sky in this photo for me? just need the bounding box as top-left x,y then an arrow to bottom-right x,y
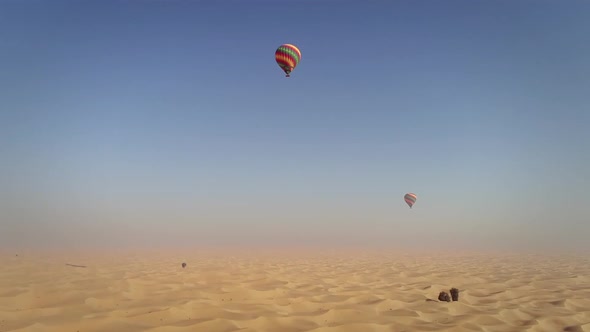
1,0 -> 589,252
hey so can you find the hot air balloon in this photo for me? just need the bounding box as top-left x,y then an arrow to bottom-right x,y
275,44 -> 301,77
404,193 -> 417,209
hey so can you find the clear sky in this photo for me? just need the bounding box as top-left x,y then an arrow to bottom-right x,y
1,0 -> 589,252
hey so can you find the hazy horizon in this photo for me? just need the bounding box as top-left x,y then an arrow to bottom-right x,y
1,0 -> 589,253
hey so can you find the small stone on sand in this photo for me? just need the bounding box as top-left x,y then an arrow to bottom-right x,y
438,291 -> 451,302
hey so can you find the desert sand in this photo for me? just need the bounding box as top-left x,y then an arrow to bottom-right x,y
1,249 -> 589,332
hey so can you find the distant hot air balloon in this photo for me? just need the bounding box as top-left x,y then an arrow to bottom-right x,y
275,44 -> 301,77
404,193 -> 417,209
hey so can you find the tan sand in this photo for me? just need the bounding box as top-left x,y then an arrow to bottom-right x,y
1,249 -> 589,332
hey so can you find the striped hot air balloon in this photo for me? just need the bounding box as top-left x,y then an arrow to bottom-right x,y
404,193 -> 417,209
275,44 -> 301,77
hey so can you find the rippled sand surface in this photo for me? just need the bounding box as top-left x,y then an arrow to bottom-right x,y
1,250 -> 589,332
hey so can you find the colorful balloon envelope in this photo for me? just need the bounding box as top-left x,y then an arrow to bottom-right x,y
404,193 -> 417,209
275,44 -> 301,77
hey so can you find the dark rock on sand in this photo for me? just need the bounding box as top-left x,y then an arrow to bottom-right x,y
182,262 -> 186,268
438,291 -> 451,302
450,288 -> 459,301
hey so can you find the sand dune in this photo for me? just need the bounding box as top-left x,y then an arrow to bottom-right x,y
1,250 -> 589,332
